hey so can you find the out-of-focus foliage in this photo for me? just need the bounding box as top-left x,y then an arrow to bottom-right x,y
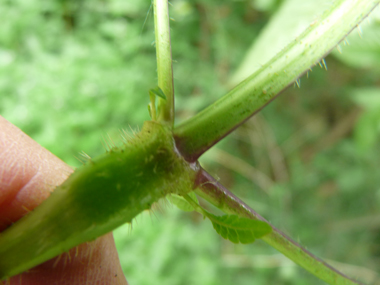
230,0 -> 332,86
0,0 -> 156,166
2,0 -> 380,284
332,8 -> 380,153
114,208 -> 222,285
332,8 -> 380,69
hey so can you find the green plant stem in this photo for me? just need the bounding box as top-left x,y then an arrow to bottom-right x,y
0,122 -> 199,279
195,169 -> 363,285
173,0 -> 379,161
154,0 -> 175,127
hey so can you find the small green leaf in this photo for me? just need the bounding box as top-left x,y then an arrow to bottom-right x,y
167,192 -> 198,212
207,214 -> 272,244
149,86 -> 167,100
147,104 -> 152,119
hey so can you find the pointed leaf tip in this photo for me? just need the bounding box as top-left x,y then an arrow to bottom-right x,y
149,86 -> 167,100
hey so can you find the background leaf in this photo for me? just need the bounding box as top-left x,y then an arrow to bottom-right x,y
332,8 -> 380,69
350,88 -> 380,151
229,0 -> 332,86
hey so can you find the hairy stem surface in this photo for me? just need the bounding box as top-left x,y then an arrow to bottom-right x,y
0,122 -> 198,279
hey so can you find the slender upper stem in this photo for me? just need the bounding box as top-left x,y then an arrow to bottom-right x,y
195,169 -> 363,285
173,0 -> 379,161
154,0 -> 175,127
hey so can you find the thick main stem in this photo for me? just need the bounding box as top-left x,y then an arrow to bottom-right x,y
0,122 -> 199,279
154,0 -> 175,127
195,169 -> 363,285
173,0 -> 379,161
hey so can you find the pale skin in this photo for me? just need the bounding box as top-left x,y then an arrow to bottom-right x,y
0,116 -> 128,285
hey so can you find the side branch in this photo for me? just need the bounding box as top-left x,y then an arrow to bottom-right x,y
195,169 -> 363,285
174,0 -> 379,161
154,0 -> 175,127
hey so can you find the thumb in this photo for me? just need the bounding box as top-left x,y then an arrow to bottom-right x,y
0,116 -> 127,284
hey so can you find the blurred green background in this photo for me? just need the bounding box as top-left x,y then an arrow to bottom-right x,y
1,0 -> 380,284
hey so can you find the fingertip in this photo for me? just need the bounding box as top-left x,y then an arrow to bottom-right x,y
0,116 -> 73,229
